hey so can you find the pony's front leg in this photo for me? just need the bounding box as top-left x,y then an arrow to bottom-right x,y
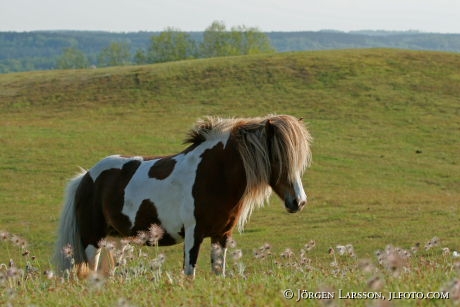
183,225 -> 203,278
211,236 -> 228,276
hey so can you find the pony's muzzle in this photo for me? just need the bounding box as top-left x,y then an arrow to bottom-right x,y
284,197 -> 307,213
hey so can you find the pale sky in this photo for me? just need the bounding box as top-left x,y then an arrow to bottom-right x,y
1,0 -> 459,33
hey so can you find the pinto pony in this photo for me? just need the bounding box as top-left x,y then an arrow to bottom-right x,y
54,115 -> 312,277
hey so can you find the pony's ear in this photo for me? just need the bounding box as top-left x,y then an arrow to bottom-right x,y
265,119 -> 275,138
298,117 -> 304,122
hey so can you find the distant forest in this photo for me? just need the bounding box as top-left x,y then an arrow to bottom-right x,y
1,28 -> 460,73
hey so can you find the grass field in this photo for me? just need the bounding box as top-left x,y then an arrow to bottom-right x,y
0,49 -> 459,306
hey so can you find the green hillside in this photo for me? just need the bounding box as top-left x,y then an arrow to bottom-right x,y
0,49 -> 459,305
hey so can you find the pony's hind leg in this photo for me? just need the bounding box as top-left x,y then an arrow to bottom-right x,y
85,244 -> 102,271
74,244 -> 101,279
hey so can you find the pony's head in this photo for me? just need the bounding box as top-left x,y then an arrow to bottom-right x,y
264,115 -> 312,213
234,114 -> 313,228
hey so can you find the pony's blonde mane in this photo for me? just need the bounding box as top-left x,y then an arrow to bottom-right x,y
186,115 -> 313,231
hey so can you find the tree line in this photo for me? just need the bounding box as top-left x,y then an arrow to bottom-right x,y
56,21 -> 274,69
2,27 -> 460,73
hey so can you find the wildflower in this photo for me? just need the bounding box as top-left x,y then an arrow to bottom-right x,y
10,234 -> 20,245
336,245 -> 347,256
133,231 -> 148,245
300,248 -> 306,258
147,224 -> 164,245
62,243 -> 74,259
346,244 -> 356,257
114,254 -> 129,267
25,262 -> 39,275
280,248 -> 294,258
260,243 -> 272,256
453,262 -> 460,273
10,234 -> 28,249
236,261 -> 246,278
120,240 -> 134,255
98,238 -> 109,249
400,248 -> 412,259
254,243 -> 272,259
299,255 -> 312,266
6,266 -> 17,278
150,253 -> 166,270
108,243 -> 118,253
115,255 -> 127,267
375,250 -> 384,264
425,236 -> 440,251
411,242 -> 420,254
212,259 -> 223,274
453,251 -> 460,258
226,237 -> 237,249
87,272 -> 105,290
431,236 -> 440,246
442,247 -> 451,256
44,270 -> 55,279
0,230 -> 9,241
254,249 -> 264,259
299,246 -> 313,268
377,245 -> 409,276
304,240 -> 316,252
6,266 -> 22,279
358,258 -> 376,273
334,243 -> 356,257
231,249 -> 243,262
211,258 -> 224,269
120,238 -> 131,246
98,239 -> 115,251
211,243 -> 223,257
155,253 -> 166,263
367,275 -> 384,291
138,250 -> 148,258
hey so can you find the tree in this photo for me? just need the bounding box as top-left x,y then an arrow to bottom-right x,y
201,21 -> 235,58
97,42 -> 131,67
147,28 -> 197,63
56,47 -> 89,69
201,21 -> 274,58
134,49 -> 147,65
231,25 -> 275,54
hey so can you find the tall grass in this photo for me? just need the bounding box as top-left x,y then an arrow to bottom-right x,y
1,230 -> 459,306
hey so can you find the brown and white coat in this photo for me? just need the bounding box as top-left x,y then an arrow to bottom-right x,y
54,115 -> 313,277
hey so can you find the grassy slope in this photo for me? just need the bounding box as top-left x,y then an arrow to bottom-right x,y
0,49 -> 459,305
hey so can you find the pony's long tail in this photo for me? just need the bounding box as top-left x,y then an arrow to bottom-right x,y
53,170 -> 88,273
